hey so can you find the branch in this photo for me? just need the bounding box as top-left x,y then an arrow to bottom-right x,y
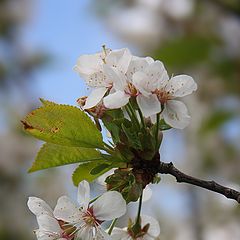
158,161 -> 240,203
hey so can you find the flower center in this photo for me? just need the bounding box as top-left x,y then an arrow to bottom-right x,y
125,82 -> 139,96
154,89 -> 172,104
61,232 -> 74,240
82,207 -> 103,227
58,220 -> 75,240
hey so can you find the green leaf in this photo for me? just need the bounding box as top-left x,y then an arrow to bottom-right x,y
72,161 -> 111,186
102,119 -> 121,143
159,119 -> 172,131
122,123 -> 142,150
39,98 -> 55,106
22,101 -> 104,148
122,183 -> 142,203
90,163 -> 111,175
105,169 -> 142,202
102,109 -> 126,144
29,143 -> 104,172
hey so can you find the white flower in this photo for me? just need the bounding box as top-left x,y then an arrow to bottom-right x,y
27,197 -> 72,240
133,60 -> 197,129
35,215 -> 70,240
28,197 -> 54,217
111,215 -> 160,240
53,180 -> 127,240
97,169 -> 152,202
103,56 -> 154,110
74,47 -> 132,109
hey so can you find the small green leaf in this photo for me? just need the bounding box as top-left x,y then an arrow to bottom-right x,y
123,183 -> 142,202
90,163 -> 111,175
72,161 -> 111,186
122,124 -> 142,150
102,109 -> 126,144
159,119 -> 172,131
102,120 -> 121,143
22,101 -> 104,148
106,169 -> 142,202
29,143 -> 104,172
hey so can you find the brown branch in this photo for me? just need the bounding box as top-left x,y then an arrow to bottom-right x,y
158,161 -> 240,203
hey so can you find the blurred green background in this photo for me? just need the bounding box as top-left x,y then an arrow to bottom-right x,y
0,0 -> 240,239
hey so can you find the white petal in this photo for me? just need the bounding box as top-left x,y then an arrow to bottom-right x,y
27,197 -> 53,217
142,235 -> 155,240
166,75 -> 197,97
93,191 -> 126,221
145,57 -> 154,64
74,53 -> 102,76
133,71 -> 153,96
86,71 -> 110,87
96,227 -> 112,240
142,186 -> 152,202
35,229 -> 58,240
111,227 -> 130,240
83,87 -> 108,109
53,196 -> 81,223
162,100 -> 190,129
149,114 -> 157,124
141,215 -> 160,238
103,91 -> 130,109
103,65 -> 126,91
137,95 -> 161,118
145,61 -> 169,88
126,57 -> 152,79
115,48 -> 132,73
77,180 -> 90,210
76,226 -> 93,240
37,215 -> 62,234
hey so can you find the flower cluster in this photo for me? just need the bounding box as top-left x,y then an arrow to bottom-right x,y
28,180 -> 160,240
26,47 -> 197,240
28,180 -> 126,239
75,46 -> 197,129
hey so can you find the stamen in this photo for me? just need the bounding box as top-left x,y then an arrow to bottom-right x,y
154,88 -> 173,104
125,82 -> 139,96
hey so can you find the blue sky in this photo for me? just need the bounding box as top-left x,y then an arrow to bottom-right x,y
24,0 -> 124,105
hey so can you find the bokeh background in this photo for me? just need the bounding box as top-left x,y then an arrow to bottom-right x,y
0,0 -> 240,239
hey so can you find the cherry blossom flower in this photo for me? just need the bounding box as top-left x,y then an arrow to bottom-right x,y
53,180 -> 127,240
74,47 -> 132,109
111,215 -> 160,240
132,60 -> 197,129
103,56 -> 154,110
27,197 -> 73,240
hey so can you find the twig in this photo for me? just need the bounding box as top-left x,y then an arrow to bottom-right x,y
158,161 -> 240,203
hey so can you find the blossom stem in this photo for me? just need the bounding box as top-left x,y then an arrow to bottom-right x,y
89,196 -> 100,204
126,104 -> 140,129
108,218 -> 118,234
136,192 -> 143,226
138,108 -> 146,130
155,113 -> 160,150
